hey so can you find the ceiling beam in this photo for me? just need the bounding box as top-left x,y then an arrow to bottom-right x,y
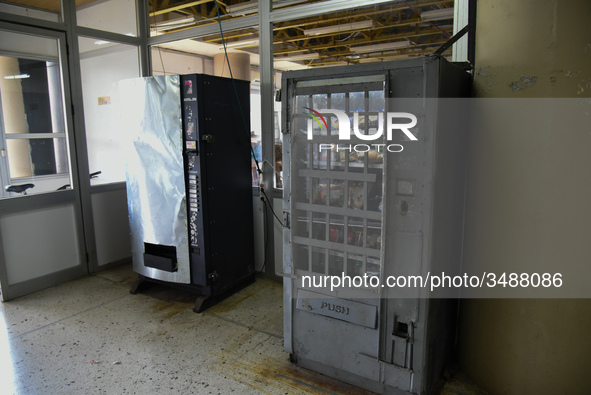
299,44 -> 450,67
272,0 -> 451,32
150,0 -> 213,17
199,0 -> 452,43
273,27 -> 451,55
276,25 -> 451,49
203,11 -> 446,44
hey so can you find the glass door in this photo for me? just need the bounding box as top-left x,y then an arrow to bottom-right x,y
289,77 -> 386,291
0,24 -> 87,300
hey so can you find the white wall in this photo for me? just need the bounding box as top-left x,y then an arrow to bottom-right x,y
79,42 -> 140,185
76,0 -> 137,36
151,48 -> 212,76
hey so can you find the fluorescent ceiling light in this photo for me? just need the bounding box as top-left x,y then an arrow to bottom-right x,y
220,39 -> 259,49
94,40 -> 110,45
226,1 -> 258,13
227,0 -> 307,14
349,40 -> 411,53
151,16 -> 196,31
153,16 -> 195,27
311,61 -> 349,67
274,0 -> 308,8
282,53 -> 319,61
4,74 -> 30,80
418,22 -> 454,28
358,54 -> 410,63
303,20 -> 374,36
421,8 -> 454,21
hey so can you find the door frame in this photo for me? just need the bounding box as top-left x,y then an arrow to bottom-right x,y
0,21 -> 88,300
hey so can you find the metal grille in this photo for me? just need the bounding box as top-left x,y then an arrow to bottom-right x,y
289,76 -> 386,292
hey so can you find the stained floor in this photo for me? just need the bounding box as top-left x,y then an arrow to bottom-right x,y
0,264 -> 377,395
0,264 -> 485,395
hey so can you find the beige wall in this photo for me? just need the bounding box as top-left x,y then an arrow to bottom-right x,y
0,56 -> 32,178
213,52 -> 251,80
459,0 -> 591,394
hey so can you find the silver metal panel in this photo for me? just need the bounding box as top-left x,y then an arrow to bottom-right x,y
292,308 -> 381,381
296,289 -> 377,328
298,169 -> 376,183
295,75 -> 385,88
120,75 -> 190,284
282,76 -> 294,354
259,0 -> 277,282
383,364 -> 413,391
283,58 -> 471,394
281,58 -> 424,82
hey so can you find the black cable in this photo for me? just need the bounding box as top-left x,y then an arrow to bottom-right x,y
213,2 -> 285,231
256,200 -> 269,275
213,1 -> 262,177
260,188 -> 287,228
150,13 -> 167,75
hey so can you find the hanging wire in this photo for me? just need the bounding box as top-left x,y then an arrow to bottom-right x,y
213,0 -> 262,177
213,1 -> 286,229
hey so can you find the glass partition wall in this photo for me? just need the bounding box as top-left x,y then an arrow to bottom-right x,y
0,0 -> 462,296
0,0 -> 145,299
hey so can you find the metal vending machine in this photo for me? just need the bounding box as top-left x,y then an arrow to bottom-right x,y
120,74 -> 255,312
282,57 -> 471,394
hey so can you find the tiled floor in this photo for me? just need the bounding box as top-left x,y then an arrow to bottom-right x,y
0,264 -> 485,395
0,264 -> 376,394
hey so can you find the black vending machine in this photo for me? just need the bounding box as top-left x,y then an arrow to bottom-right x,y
120,74 -> 255,312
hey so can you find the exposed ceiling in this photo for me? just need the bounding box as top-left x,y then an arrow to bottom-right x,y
2,0 -> 456,70
149,0 -> 456,69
